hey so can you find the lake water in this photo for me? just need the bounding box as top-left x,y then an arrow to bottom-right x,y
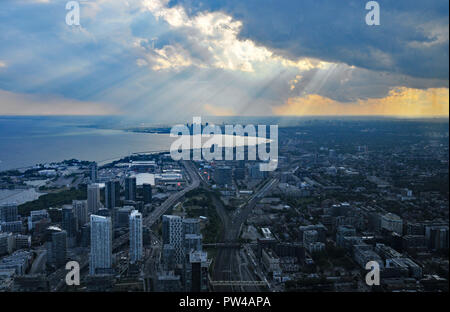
0,116 -> 276,171
0,116 -> 173,171
0,116 -> 284,171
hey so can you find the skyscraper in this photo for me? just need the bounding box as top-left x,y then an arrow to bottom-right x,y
87,184 -> 101,214
90,215 -> 112,275
183,219 -> 203,291
129,210 -> 143,264
51,230 -> 67,268
162,215 -> 183,266
186,251 -> 209,292
81,223 -> 90,247
44,226 -> 62,265
125,176 -> 137,201
0,203 -> 18,223
115,206 -> 133,228
105,180 -> 120,209
61,206 -> 78,238
73,200 -> 89,227
90,162 -> 98,182
143,183 -> 152,204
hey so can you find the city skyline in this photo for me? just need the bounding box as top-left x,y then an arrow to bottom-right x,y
0,119 -> 448,293
0,0 -> 448,299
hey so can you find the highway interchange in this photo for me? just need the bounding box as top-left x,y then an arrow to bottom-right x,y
49,160 -> 275,292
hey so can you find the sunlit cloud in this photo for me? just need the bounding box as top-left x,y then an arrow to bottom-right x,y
140,0 -> 326,73
0,0 -> 447,119
148,44 -> 193,71
274,87 -> 449,117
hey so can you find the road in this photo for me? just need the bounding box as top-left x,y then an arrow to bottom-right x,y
48,160 -> 200,291
144,160 -> 200,227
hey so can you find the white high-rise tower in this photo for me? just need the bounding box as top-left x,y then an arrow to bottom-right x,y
129,210 -> 143,263
90,215 -> 112,275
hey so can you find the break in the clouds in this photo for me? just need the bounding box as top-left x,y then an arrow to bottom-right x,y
0,0 -> 448,119
170,0 -> 449,80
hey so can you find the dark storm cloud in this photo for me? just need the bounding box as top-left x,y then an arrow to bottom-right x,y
169,0 -> 449,80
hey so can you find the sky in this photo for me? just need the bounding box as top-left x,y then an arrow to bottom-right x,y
0,0 -> 448,121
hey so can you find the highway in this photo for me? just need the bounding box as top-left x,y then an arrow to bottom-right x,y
48,160 -> 200,291
144,160 -> 200,227
48,160 -> 273,292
